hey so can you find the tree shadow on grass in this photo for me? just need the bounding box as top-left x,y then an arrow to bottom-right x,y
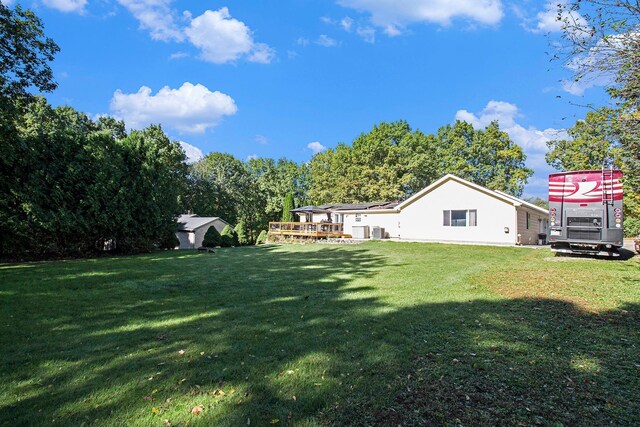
0,246 -> 638,426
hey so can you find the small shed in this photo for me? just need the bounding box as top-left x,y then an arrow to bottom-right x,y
176,214 -> 229,249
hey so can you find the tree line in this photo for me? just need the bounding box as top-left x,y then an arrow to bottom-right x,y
2,2 -> 638,258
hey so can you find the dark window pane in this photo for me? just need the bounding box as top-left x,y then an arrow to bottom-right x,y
443,210 -> 450,226
451,210 -> 466,227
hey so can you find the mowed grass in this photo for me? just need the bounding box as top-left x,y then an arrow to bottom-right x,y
0,243 -> 638,426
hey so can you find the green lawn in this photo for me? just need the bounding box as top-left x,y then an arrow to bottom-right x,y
1,243 -> 639,426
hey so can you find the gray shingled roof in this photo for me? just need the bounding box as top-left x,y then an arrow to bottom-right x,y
176,214 -> 222,232
316,201 -> 399,211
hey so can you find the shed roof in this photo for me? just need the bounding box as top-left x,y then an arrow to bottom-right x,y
177,214 -> 223,232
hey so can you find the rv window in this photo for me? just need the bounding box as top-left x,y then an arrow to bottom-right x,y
526,212 -> 530,229
469,210 -> 477,227
451,210 -> 467,227
443,210 -> 450,226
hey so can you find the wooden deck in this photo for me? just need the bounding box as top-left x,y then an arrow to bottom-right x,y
269,222 -> 343,238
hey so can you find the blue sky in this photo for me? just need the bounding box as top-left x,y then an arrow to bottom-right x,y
4,0 -> 610,198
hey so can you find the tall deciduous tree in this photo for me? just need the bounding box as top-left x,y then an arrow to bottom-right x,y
546,108 -> 620,171
434,121 -> 532,196
188,153 -> 249,225
309,120 -> 532,203
1,4 -> 59,254
309,121 -> 438,203
0,5 -> 59,101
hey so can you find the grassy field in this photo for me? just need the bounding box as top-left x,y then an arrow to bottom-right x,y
1,242 -> 639,426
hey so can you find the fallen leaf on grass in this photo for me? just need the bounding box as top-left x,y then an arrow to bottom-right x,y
270,419 -> 280,424
213,389 -> 226,397
191,405 -> 204,415
178,350 -> 185,355
143,395 -> 153,402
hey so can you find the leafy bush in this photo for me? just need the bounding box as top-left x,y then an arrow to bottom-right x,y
256,230 -> 268,245
158,231 -> 179,250
235,220 -> 249,246
220,225 -> 238,247
624,216 -> 640,238
202,226 -> 223,248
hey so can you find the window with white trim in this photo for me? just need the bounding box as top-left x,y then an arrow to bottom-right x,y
443,209 -> 477,227
469,209 -> 477,227
355,213 -> 361,222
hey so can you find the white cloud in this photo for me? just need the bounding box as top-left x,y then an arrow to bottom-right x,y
316,34 -> 338,47
297,37 -> 310,47
169,51 -> 189,60
117,0 -> 184,42
114,3 -> 273,64
185,7 -> 275,64
455,100 -> 567,154
356,26 -> 376,43
248,43 -> 276,64
42,0 -> 87,13
247,154 -> 259,161
341,16 -> 354,31
178,141 -> 204,163
307,141 -> 327,154
560,74 -> 610,96
255,134 -> 269,145
337,0 -> 504,34
455,100 -> 569,196
110,82 -> 238,134
1,0 -> 14,5
529,1 -> 587,35
324,15 -> 376,43
558,31 -> 638,95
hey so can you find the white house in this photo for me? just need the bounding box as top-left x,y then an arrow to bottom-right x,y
311,174 -> 549,246
176,214 -> 229,249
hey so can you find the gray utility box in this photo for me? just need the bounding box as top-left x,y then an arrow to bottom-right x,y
352,225 -> 370,239
371,226 -> 385,240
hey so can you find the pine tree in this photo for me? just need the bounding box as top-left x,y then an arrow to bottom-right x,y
220,225 -> 238,247
282,192 -> 295,222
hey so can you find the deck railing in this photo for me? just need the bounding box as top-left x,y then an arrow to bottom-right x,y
269,222 -> 343,238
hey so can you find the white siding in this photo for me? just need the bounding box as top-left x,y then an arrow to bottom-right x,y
398,180 -> 517,244
343,212 -> 400,238
177,231 -> 196,249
